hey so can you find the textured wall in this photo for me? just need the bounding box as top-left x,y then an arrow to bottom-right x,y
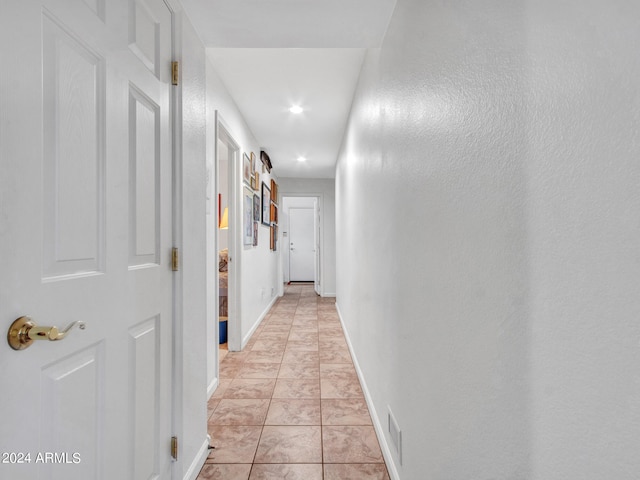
336,0 -> 640,478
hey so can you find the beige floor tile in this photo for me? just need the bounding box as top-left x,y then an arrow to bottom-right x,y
273,378 -> 321,399
320,363 -> 357,379
237,363 -> 281,379
277,363 -> 320,379
265,399 -> 321,425
249,464 -> 322,480
261,324 -> 292,332
254,426 -> 322,463
323,464 -> 390,480
245,350 -> 284,364
322,426 -> 384,463
198,463 -> 252,480
257,331 -> 290,341
287,331 -> 319,342
282,350 -> 319,364
320,378 -> 364,399
319,348 -> 353,364
211,379 -> 234,399
289,324 -> 318,333
220,363 -> 243,379
319,338 -> 348,350
198,293 -> 390,480
251,340 -> 287,352
224,378 -> 276,399
209,399 -> 270,426
285,340 -> 319,352
207,426 -> 262,463
207,398 -> 221,419
321,398 -> 373,425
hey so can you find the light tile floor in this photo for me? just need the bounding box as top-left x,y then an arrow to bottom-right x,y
197,284 -> 390,480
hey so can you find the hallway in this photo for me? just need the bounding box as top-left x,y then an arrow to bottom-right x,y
197,285 -> 389,480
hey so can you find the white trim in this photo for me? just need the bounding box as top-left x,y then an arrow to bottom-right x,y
182,436 -> 210,480
241,295 -> 278,349
207,376 -> 219,399
336,302 -> 401,480
321,292 -> 336,298
214,112 -> 242,353
168,5 -> 184,480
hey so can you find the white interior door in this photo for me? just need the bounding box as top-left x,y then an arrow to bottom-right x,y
0,1 -> 174,479
289,208 -> 316,282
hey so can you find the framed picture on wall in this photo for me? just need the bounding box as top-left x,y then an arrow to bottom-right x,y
273,225 -> 278,251
253,221 -> 258,246
243,153 -> 251,185
270,179 -> 278,205
270,225 -> 275,250
250,152 -> 256,173
270,203 -> 278,225
261,182 -> 271,226
243,187 -> 253,245
253,194 -> 260,222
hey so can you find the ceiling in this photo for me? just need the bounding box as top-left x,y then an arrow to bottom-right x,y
181,0 -> 397,178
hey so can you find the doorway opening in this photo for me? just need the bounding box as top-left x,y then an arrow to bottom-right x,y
207,112 -> 241,396
281,195 -> 321,296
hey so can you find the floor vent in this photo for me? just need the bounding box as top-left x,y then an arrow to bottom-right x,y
387,406 -> 402,465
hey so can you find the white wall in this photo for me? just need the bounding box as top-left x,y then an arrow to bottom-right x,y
336,0 -> 640,479
206,58 -> 280,358
278,178 -> 336,296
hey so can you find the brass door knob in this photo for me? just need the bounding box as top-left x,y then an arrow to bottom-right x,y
7,316 -> 86,351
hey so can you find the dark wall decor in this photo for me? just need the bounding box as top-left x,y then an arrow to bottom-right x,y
260,150 -> 272,173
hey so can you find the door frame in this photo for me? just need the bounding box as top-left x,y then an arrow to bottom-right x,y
279,193 -> 323,296
214,112 -> 242,353
166,1 -> 181,479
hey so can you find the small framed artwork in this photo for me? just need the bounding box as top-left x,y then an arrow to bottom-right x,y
243,187 -> 253,245
270,203 -> 278,225
253,221 -> 258,246
270,179 -> 278,205
253,194 -> 260,222
250,152 -> 256,173
261,182 -> 271,226
250,174 -> 257,190
269,225 -> 277,251
243,153 -> 251,185
254,171 -> 259,188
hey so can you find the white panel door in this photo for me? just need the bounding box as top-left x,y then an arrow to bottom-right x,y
0,1 -> 174,479
289,208 -> 316,282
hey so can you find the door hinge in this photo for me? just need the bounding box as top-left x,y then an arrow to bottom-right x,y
171,247 -> 179,271
171,61 -> 179,86
171,436 -> 178,460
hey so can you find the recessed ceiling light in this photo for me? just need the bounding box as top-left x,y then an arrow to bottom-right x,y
289,105 -> 303,114
297,156 -> 306,162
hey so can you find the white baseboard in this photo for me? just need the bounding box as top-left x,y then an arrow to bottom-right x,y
241,295 -> 279,349
335,302 -> 401,480
182,436 -> 210,480
321,292 -> 336,298
207,376 -> 219,399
